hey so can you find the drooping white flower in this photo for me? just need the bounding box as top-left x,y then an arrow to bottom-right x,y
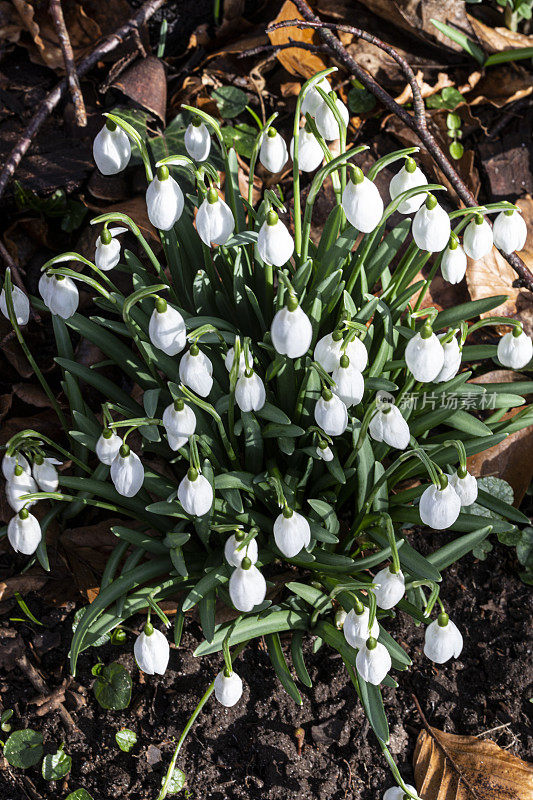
225,346 -> 247,376
94,226 -> 127,271
32,456 -> 61,493
290,127 -> 323,172
235,370 -> 266,412
405,324 -> 445,383
497,328 -> 533,369
196,188 -> 235,246
383,784 -> 419,800
179,346 -> 213,397
301,76 -> 331,116
373,567 -> 405,610
389,157 -> 428,214
41,274 -> 79,319
229,558 -> 266,612
38,272 -> 53,306
259,127 -> 288,173
7,509 -> 42,555
96,430 -> 122,466
343,606 -> 379,650
314,332 -> 368,373
412,195 -> 451,253
134,625 -> 170,675
316,441 -> 334,462
184,119 -> 211,162
342,168 -> 383,233
110,445 -> 144,498
314,389 -> 348,436
493,208 -> 527,253
148,298 -> 186,357
315,94 -> 349,141
162,399 -> 196,451
273,508 -> 311,558
434,334 -> 462,383
332,355 -> 364,407
224,533 -> 258,567
146,166 -> 184,231
214,669 -> 243,707
6,466 -> 38,512
441,237 -> 467,284
257,209 -> 294,267
424,613 -> 463,664
0,285 -> 30,326
419,480 -> 461,530
270,301 -> 312,358
448,470 -> 478,506
178,468 -> 213,517
2,452 -> 30,481
462,214 -> 493,260
356,637 -> 392,685
368,404 -> 410,450
93,121 -> 131,175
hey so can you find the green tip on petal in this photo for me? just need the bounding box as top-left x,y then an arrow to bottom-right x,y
321,387 -> 333,402
18,507 -> 29,520
366,636 -> 377,650
504,208 -> 515,217
192,116 -> 202,127
155,297 -> 167,314
350,166 -> 364,185
474,212 -> 484,225
187,466 -> 198,482
223,666 -> 232,677
34,453 -> 44,466
448,235 -> 458,251
353,598 -> 364,615
420,319 -> 433,340
283,506 -> 293,519
143,621 -> 154,636
105,118 -> 117,132
190,343 -> 200,356
14,465 -> 24,476
438,473 -> 449,490
174,398 -> 185,412
103,428 -> 113,439
207,187 -> 219,204
119,443 -> 130,458
241,556 -> 252,570
287,295 -> 298,312
267,127 -> 277,138
340,354 -> 350,369
425,194 -> 437,211
512,323 -> 523,338
405,157 -> 417,174
266,209 -> 278,226
234,529 -> 246,542
457,465 -> 468,479
157,165 -> 169,181
332,329 -> 343,342
438,612 -> 449,627
100,227 -> 112,245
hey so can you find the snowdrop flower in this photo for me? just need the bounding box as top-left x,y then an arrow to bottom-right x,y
224,532 -> 258,567
389,157 -> 427,214
93,120 -> 131,175
162,398 -> 196,451
184,118 -> 211,162
110,444 -> 144,498
314,331 -> 368,373
6,465 -> 38,512
493,208 -> 527,253
229,557 -> 266,612
96,429 -> 122,466
419,477 -> 461,530
41,274 -> 79,319
448,469 -> 478,506
179,345 -> 213,397
32,455 -> 61,492
383,784 -> 418,800
434,334 -> 461,383
235,369 -> 266,412
7,508 -> 42,555
463,214 -> 493,260
225,346 -> 247,376
301,76 -> 331,116
405,322 -> 445,383
273,508 -> 310,558
412,194 -> 451,252
332,355 -> 364,407
290,126 -> 323,172
0,285 -> 30,326
257,209 -> 294,267
373,567 -> 405,610
424,612 -> 463,664
2,452 -> 30,481
146,166 -> 184,230
196,188 -> 234,247
441,237 -> 467,284
497,327 -> 533,369
94,226 -> 127,271
134,623 -> 170,675
178,467 -> 213,517
38,271 -> 53,306
315,92 -> 349,141
270,298 -> 312,358
316,441 -> 333,462
356,637 -> 391,685
214,669 -> 243,707
259,127 -> 288,173
369,404 -> 410,450
314,388 -> 348,436
343,604 -> 379,650
342,167 -> 383,233
148,298 -> 186,357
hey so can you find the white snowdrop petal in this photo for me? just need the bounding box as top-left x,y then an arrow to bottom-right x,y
373,567 -> 405,609
341,177 -> 384,233
389,163 -> 428,214
214,670 -> 243,707
316,444 -> 334,462
45,276 -> 79,319
290,129 -> 324,172
412,203 -> 451,252
463,218 -> 493,260
493,209 -> 527,253
2,453 -> 30,481
224,534 -> 259,567
441,243 -> 467,284
419,484 -> 461,530
179,350 -> 213,397
356,640 -> 392,685
6,471 -> 38,512
331,363 -> 364,407
149,306 -> 186,356
273,511 -> 311,558
93,125 -> 131,175
96,432 -> 122,465
448,471 -> 478,506
314,394 -> 348,436
110,452 -> 144,497
225,346 -> 247,376
178,473 -> 213,516
0,286 -> 30,326
259,131 -> 289,173
343,607 -> 379,650
146,175 -> 184,230
383,784 -> 418,800
424,618 -> 463,664
229,564 -> 266,611
497,330 -> 533,369
315,97 -> 349,140
7,513 -> 42,555
235,372 -> 266,412
434,335 -> 462,383
301,77 -> 331,116
196,197 -> 235,246
162,403 -> 196,450
134,629 -> 170,675
270,306 -> 312,358
184,122 -> 211,162
405,332 -> 445,383
368,405 -> 410,450
95,237 -> 121,271
32,458 -> 59,493
257,218 -> 294,267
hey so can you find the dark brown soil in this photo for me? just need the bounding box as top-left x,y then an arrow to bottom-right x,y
0,536 -> 531,800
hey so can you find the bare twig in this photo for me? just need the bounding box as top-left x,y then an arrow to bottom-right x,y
15,652 -> 78,731
48,0 -> 87,127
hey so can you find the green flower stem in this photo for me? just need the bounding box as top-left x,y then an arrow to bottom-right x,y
122,284 -> 169,387
378,740 -> 419,800
315,85 -> 347,193
380,513 -> 401,574
42,252 -> 117,293
6,429 -> 91,474
104,112 -> 153,181
179,384 -> 239,467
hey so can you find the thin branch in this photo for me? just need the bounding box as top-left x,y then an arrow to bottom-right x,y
48,0 -> 87,127
239,40 -> 328,59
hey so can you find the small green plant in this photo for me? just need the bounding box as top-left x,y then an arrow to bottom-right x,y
41,743 -> 72,781
92,662 -> 132,710
115,728 -> 138,752
3,729 -> 43,769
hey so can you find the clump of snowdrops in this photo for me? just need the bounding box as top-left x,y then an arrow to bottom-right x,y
2,67 -> 532,797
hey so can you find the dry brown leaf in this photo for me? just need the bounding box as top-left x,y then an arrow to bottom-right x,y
465,248 -> 533,337
395,71 -> 454,106
13,383 -> 54,408
112,56 -> 167,125
268,1 -> 327,78
467,65 -> 533,110
468,14 -> 533,53
414,726 -> 533,800
0,573 -> 48,602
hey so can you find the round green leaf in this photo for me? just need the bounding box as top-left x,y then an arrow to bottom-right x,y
446,112 -> 461,131
66,790 -> 94,800
93,662 -> 132,710
211,86 -> 248,119
166,767 -> 187,794
3,729 -> 44,769
115,729 -> 137,752
449,141 -> 464,160
42,746 -> 72,780
347,86 -> 376,114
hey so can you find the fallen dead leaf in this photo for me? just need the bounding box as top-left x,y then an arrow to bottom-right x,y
414,726 -> 533,800
0,573 -> 48,602
268,1 -> 327,78
13,383 -> 54,408
395,71 -> 454,106
112,56 -> 167,125
467,65 -> 533,110
468,14 -> 533,54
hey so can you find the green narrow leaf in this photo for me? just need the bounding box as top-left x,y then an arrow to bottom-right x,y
290,632 -> 312,687
265,632 -> 302,705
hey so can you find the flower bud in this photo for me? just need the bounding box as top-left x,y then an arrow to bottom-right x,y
462,214 -> 493,260
342,169 -> 384,233
355,637 -> 392,685
41,274 -> 79,319
6,468 -> 38,512
228,561 -> 266,611
271,303 -> 312,358
149,301 -> 186,357
32,456 -> 61,493
368,404 -> 410,450
314,96 -> 349,141
196,191 -> 235,247
2,452 -> 30,481
214,669 -> 243,707
383,784 -> 418,800
94,226 -> 127,271
412,197 -> 451,252
259,128 -> 288,173
343,605 -> 379,649
290,128 -> 323,172
96,430 -> 121,465
314,390 -> 348,436
0,285 -> 30,326
389,158 -> 428,214
423,613 -> 463,664
110,448 -> 144,497
441,239 -> 467,284
316,441 -> 334,462
178,469 -> 213,517
257,212 -> 294,266
497,328 -> 532,369
179,347 -> 213,397
224,533 -> 258,567
419,479 -> 461,530
8,510 -> 42,555
373,567 -> 405,610
405,324 -> 445,383
162,400 -> 196,451
434,334 -> 461,383
225,346 -> 247,376
273,509 -> 310,558
93,122 -> 131,175
332,358 -> 364,407
146,168 -> 184,230
448,469 -> 478,506
134,627 -> 170,675
184,120 -> 211,162
493,208 -> 527,253
235,370 -> 266,412
301,77 -> 331,117
314,332 -> 368,373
